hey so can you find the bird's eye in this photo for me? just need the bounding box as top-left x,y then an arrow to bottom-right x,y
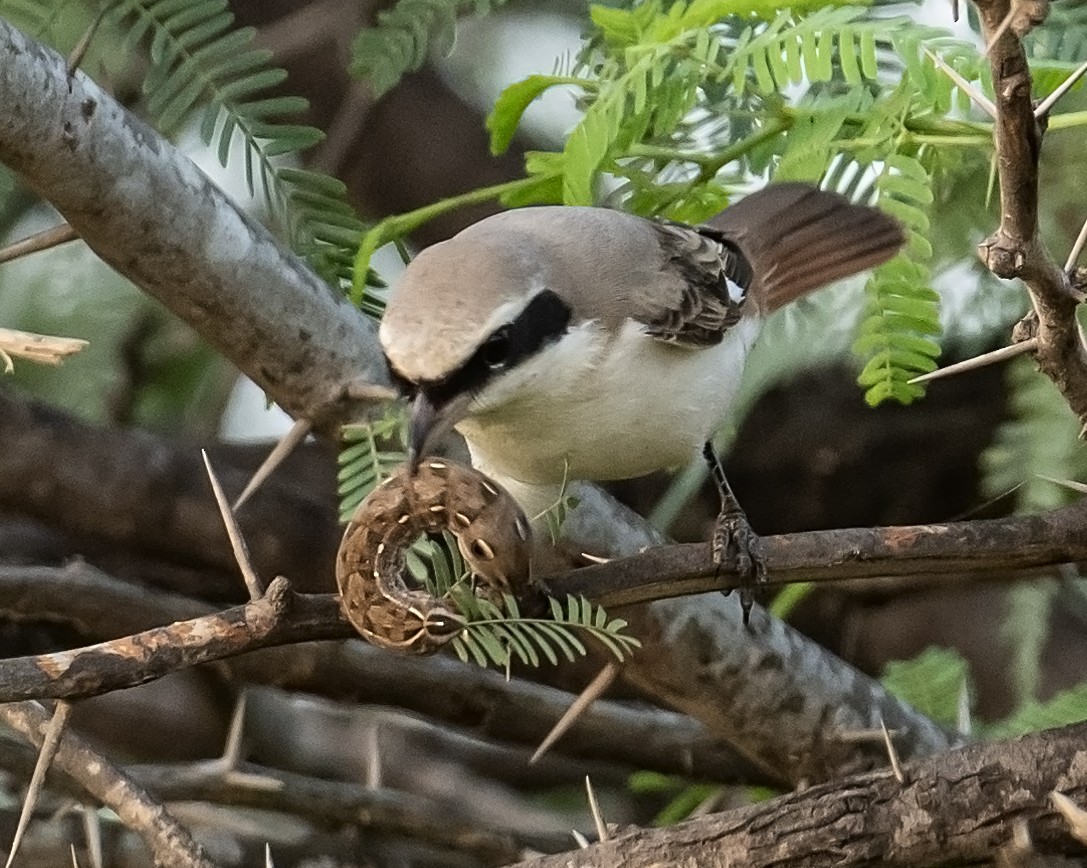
481,327 -> 511,369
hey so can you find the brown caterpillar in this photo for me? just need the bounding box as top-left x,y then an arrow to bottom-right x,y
335,458 -> 536,655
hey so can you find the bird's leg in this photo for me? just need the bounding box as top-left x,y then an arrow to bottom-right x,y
703,441 -> 767,624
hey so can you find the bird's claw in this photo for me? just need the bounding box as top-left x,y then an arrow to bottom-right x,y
712,509 -> 768,625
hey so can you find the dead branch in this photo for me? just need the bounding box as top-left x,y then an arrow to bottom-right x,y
128,760 -> 554,865
0,563 -> 761,783
510,720 -> 1087,868
973,0 -> 1087,426
0,701 -> 217,868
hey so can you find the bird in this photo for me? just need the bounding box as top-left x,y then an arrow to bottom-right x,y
378,182 -> 905,617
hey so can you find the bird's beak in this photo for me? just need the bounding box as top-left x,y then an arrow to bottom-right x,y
408,392 -> 438,472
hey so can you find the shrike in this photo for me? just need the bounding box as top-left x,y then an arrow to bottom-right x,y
379,183 -> 904,615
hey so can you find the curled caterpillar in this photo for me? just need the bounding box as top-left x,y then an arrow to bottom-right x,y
335,458 -> 536,655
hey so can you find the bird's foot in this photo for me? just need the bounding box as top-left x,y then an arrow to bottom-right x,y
711,506 -> 767,626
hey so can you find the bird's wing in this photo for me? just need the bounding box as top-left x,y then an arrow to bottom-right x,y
627,221 -> 755,348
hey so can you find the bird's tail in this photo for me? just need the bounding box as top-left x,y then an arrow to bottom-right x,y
706,182 -> 905,313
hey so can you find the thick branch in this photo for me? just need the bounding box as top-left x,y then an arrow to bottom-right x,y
0,701 -> 216,868
0,19 -> 386,427
511,720 -> 1087,868
974,0 -> 1087,424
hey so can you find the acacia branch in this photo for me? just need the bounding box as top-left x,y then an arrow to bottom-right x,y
511,720 -> 1087,868
549,498 -> 1087,605
0,19 -> 384,428
974,0 -> 1087,425
0,701 -> 216,868
0,563 -> 762,784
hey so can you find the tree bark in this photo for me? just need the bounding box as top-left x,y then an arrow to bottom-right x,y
511,720 -> 1087,868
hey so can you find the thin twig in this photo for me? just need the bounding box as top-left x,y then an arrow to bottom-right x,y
0,223 -> 79,264
0,327 -> 87,373
908,339 -> 1037,384
202,450 -> 263,601
974,0 -> 1087,428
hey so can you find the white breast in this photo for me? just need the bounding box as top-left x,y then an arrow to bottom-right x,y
456,317 -> 762,487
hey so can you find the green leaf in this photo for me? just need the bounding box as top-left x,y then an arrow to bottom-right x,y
990,679 -> 1087,739
882,646 -> 971,728
487,75 -> 576,155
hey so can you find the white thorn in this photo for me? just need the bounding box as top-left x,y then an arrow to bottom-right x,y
222,691 -> 248,769
923,48 -> 997,119
956,677 -> 972,737
1051,791 -> 1087,845
1037,474 -> 1087,495
1036,58 -> 1087,119
908,339 -> 1037,385
7,701 -> 73,868
531,663 -> 621,765
585,775 -> 609,843
202,450 -> 264,601
983,6 -> 1016,57
1064,214 -> 1087,273
81,804 -> 102,868
233,418 -> 312,511
880,717 -> 905,784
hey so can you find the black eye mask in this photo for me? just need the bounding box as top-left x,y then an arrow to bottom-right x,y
416,289 -> 572,411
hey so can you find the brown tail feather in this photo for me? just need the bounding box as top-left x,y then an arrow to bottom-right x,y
705,182 -> 905,313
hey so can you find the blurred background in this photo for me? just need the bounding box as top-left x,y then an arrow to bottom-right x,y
1,0 -> 1086,863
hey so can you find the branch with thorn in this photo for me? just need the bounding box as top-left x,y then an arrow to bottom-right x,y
0,701 -> 215,868
920,0 -> 1087,424
509,719 -> 1087,868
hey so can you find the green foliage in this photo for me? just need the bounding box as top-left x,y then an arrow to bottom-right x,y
1001,581 -> 1059,706
351,0 -> 508,98
853,153 -> 941,405
337,411 -> 408,523
627,771 -> 724,825
338,421 -> 638,670
0,0 -> 82,40
1025,0 -> 1087,64
979,360 -> 1087,705
882,645 -> 1087,739
415,534 -> 639,669
981,357 -> 1087,513
448,590 -> 640,669
104,0 -> 370,297
989,680 -> 1087,739
881,646 -> 971,728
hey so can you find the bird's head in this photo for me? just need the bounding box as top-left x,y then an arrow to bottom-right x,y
378,215 -> 574,468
